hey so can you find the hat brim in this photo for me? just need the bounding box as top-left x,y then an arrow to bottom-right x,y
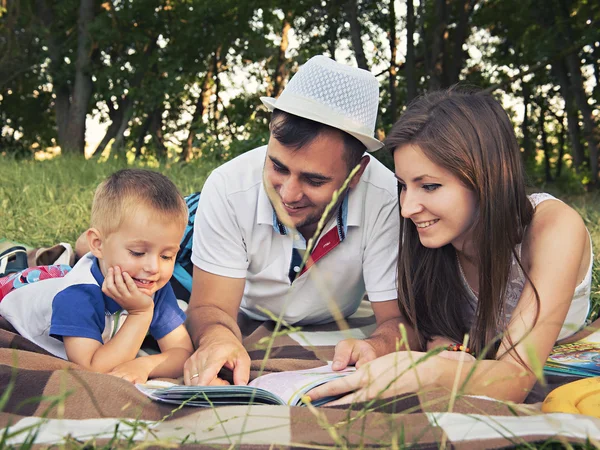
260,97 -> 383,152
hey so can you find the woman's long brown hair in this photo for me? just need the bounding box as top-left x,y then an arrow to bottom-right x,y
385,88 -> 536,358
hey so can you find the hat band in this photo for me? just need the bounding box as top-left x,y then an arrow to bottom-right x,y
271,94 -> 374,139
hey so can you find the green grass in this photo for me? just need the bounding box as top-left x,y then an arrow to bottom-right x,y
0,155 -> 218,247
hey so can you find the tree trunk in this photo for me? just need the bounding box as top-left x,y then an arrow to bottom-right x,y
388,0 -> 398,123
449,0 -> 476,85
565,51 -> 599,185
110,100 -> 134,155
212,50 -> 223,134
555,114 -> 566,178
273,11 -> 292,99
554,0 -> 599,185
134,110 -> 154,159
429,0 -> 447,90
326,2 -> 338,59
182,60 -> 215,162
90,100 -> 123,158
521,83 -> 533,162
538,102 -> 553,182
406,0 -> 417,102
346,0 -> 368,70
36,0 -> 71,149
593,44 -> 600,103
90,39 -> 157,159
62,0 -> 95,154
150,107 -> 167,159
553,59 -> 584,171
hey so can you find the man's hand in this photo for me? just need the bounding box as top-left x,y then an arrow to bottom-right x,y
102,266 -> 153,314
332,338 -> 377,371
183,329 -> 251,386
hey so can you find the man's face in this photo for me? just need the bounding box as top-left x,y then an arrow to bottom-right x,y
264,130 -> 358,239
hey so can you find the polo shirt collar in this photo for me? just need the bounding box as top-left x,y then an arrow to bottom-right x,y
261,186 -> 348,238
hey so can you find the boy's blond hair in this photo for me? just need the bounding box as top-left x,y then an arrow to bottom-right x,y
91,169 -> 188,235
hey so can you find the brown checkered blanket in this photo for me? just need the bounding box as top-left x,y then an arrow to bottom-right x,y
1,302 -> 599,448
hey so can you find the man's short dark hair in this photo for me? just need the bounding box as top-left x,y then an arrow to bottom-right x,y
270,109 -> 366,171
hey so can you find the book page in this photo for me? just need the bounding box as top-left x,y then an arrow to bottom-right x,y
135,363 -> 356,407
136,381 -> 286,406
547,329 -> 600,376
249,362 -> 355,406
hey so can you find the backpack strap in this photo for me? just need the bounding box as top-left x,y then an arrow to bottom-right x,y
0,246 -> 28,277
172,192 -> 201,299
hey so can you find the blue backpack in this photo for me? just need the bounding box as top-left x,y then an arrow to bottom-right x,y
172,192 -> 200,300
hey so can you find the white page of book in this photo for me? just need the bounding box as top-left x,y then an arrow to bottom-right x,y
248,362 -> 355,405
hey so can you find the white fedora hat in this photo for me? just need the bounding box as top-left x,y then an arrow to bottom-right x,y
260,55 -> 383,152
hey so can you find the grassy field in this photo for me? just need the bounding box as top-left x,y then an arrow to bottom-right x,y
0,155 -> 218,248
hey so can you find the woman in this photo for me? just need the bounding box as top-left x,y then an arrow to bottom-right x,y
308,88 -> 593,404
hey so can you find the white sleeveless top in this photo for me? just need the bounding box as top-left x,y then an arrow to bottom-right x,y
459,193 -> 593,341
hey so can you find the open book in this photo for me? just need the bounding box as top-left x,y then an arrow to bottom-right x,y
136,363 -> 354,407
545,328 -> 600,377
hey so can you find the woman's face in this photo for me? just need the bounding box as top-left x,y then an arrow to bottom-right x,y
394,144 -> 478,253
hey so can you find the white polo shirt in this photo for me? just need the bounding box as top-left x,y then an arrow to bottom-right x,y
191,145 -> 399,325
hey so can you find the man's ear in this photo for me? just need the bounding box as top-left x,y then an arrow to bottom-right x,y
86,228 -> 104,259
348,155 -> 371,190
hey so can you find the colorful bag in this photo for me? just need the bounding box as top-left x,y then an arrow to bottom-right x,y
0,264 -> 72,302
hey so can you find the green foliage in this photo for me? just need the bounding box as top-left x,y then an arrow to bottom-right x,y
0,0 -> 598,187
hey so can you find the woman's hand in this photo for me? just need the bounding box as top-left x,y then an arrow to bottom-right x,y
306,351 -> 437,406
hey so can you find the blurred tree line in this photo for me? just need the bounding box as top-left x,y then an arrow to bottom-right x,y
1,0 -> 599,188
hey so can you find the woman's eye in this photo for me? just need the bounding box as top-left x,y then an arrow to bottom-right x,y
423,184 -> 441,192
397,182 -> 407,191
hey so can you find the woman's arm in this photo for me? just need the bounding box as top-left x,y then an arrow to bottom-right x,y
308,200 -> 590,404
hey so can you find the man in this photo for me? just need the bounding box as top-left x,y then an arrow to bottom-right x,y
182,55 -> 407,386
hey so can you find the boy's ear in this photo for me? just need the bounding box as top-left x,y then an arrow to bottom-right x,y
348,155 -> 371,190
86,228 -> 104,259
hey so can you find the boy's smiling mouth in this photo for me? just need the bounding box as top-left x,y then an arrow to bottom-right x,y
133,278 -> 156,289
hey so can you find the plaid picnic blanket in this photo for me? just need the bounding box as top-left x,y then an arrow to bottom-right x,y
1,302 -> 599,448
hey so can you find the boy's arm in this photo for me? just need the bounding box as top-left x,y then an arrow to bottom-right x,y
63,308 -> 153,372
64,266 -> 154,372
107,324 -> 194,383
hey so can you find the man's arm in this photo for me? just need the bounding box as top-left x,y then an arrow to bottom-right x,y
332,299 -> 422,370
183,265 -> 250,386
366,300 -> 421,354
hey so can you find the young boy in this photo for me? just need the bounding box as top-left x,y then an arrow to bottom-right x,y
0,169 -> 193,383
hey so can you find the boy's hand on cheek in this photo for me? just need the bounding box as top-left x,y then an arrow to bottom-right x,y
102,266 -> 154,315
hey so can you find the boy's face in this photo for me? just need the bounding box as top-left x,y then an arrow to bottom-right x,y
94,205 -> 184,297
